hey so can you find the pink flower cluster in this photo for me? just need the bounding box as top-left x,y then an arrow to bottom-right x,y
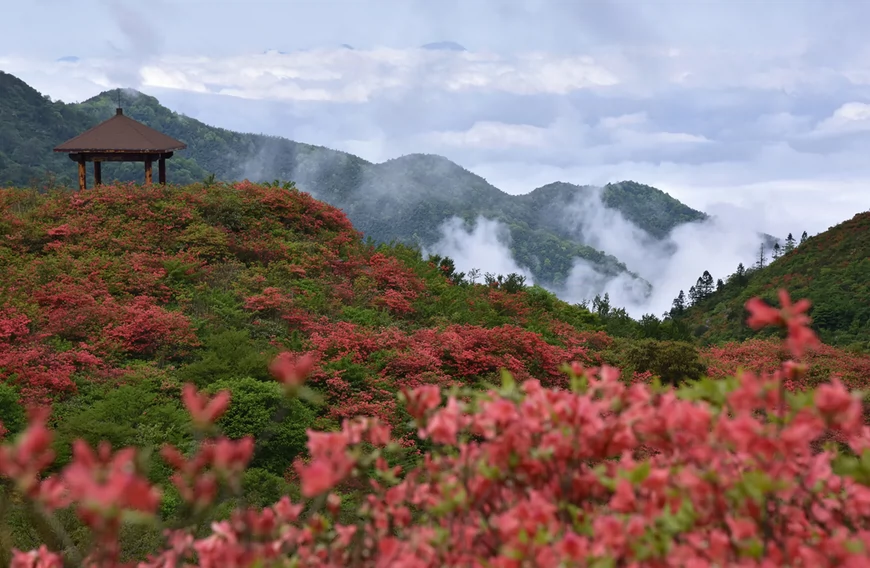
4,290 -> 870,567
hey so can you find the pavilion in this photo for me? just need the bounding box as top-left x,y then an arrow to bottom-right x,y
53,108 -> 187,190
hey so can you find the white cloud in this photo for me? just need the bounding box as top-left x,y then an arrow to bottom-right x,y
813,102 -> 870,135
598,113 -> 647,129
545,189 -> 768,318
424,217 -> 535,282
139,66 -> 208,93
611,129 -> 710,148
426,122 -> 548,149
2,50 -> 624,104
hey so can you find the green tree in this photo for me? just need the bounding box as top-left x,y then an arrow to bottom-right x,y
756,243 -> 766,270
638,314 -> 663,339
784,233 -> 796,253
622,339 -> 706,387
0,383 -> 26,437
592,293 -> 611,318
210,377 -> 316,476
688,285 -> 700,306
670,290 -> 687,317
698,271 -> 714,299
732,262 -> 748,286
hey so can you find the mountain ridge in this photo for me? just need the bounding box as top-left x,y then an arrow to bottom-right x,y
1,70 -> 718,295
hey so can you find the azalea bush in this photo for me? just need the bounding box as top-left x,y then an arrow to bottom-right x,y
2,290 -> 870,566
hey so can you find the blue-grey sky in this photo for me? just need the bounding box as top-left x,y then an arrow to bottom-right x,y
3,0 -> 870,312
9,0 -> 855,56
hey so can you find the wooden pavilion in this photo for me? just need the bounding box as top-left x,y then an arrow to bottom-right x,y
53,108 -> 187,190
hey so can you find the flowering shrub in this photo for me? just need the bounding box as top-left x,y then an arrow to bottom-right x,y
7,183 -> 870,565
2,289 -> 870,566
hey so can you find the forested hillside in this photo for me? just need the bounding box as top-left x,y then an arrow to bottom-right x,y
0,70 -> 710,288
682,214 -> 870,350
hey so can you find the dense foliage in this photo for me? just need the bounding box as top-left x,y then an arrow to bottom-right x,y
6,277 -> 870,565
0,71 -> 710,286
684,212 -> 870,350
0,180 -> 621,559
1,180 -> 870,565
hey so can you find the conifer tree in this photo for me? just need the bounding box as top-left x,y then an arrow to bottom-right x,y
698,270 -> 715,298
755,243 -> 766,270
592,293 -> 611,318
716,278 -> 724,291
784,233 -> 796,253
733,262 -> 748,286
688,285 -> 700,306
800,231 -> 808,245
671,290 -> 687,316
772,242 -> 781,260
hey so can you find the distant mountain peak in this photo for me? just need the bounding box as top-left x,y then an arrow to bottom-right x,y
420,41 -> 467,52
340,44 -> 354,50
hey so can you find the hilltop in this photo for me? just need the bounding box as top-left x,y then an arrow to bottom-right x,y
683,212 -> 870,350
0,70 -> 712,290
2,181 -> 870,562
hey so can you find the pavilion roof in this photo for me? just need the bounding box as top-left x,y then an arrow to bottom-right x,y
53,109 -> 186,153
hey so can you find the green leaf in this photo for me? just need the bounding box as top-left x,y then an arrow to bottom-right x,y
297,385 -> 324,405
834,449 -> 870,486
627,461 -> 651,485
500,369 -> 516,394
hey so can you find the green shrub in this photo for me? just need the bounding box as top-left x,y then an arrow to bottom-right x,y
622,339 -> 706,386
210,377 -> 315,476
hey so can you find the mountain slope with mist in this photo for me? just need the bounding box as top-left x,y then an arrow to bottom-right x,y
2,70 -> 727,293
519,181 -> 707,240
683,213 -> 870,349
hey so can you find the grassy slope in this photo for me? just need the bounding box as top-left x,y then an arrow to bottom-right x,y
686,211 -> 870,349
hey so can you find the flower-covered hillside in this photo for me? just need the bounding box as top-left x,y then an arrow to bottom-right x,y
0,181 -> 621,450
2,181 -> 869,442
6,287 -> 870,566
5,182 -> 870,564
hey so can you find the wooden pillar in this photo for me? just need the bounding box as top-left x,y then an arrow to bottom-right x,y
158,157 -> 166,185
78,157 -> 87,190
144,157 -> 153,185
93,161 -> 102,186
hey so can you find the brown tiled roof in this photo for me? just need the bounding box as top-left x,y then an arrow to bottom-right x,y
54,109 -> 187,153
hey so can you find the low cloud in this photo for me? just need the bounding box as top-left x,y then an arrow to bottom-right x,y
418,191 -> 765,320
543,189 -> 763,318
424,217 -> 535,283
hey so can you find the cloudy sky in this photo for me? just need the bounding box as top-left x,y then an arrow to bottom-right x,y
3,0 -> 870,241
